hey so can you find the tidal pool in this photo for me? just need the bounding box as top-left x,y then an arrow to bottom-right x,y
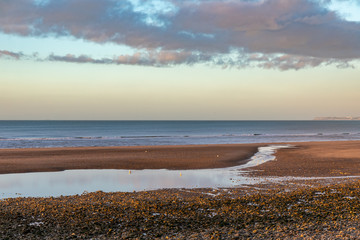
0,145 -> 290,198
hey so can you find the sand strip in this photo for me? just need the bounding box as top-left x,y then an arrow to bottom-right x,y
249,140 -> 360,177
0,144 -> 260,174
1,140 -> 360,177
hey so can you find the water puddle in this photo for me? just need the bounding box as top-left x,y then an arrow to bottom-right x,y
0,145 -> 291,199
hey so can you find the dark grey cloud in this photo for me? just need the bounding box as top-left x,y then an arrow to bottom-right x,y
173,0 -> 360,58
0,0 -> 359,69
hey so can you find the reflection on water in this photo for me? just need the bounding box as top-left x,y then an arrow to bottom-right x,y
0,169 -> 252,199
0,145 -> 290,199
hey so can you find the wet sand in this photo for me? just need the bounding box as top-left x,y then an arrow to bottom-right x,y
249,141 -> 360,177
0,144 -> 260,174
1,141 -> 360,177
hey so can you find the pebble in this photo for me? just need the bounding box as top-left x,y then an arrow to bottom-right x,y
1,180 -> 360,239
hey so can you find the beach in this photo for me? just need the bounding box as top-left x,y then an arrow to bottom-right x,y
1,140 -> 360,239
249,140 -> 360,177
1,141 -> 360,177
0,144 -> 260,174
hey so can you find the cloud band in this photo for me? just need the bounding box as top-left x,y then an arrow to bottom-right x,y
0,0 -> 359,69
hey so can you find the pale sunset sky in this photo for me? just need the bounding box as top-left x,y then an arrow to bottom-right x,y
1,0 -> 360,120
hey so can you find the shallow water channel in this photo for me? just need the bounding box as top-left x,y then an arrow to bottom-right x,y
0,145 -> 290,199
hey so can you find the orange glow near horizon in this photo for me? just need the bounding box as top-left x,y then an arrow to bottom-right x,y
1,59 -> 360,120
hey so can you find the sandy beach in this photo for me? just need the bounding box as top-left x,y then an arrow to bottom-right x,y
2,141 -> 360,239
250,140 -> 360,177
0,144 -> 260,174
1,141 -> 360,177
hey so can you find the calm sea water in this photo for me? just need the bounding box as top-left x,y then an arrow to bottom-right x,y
0,120 -> 360,149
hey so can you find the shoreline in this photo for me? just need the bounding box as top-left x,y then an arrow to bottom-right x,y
0,143 -> 261,174
0,140 -> 360,177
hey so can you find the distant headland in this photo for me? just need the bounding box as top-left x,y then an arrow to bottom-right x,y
314,116 -> 360,120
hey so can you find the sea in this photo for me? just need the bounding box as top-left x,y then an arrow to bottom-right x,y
1,120 -> 360,149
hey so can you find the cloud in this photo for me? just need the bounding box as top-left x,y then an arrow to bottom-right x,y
0,50 -> 24,59
0,0 -> 359,69
46,51 -> 353,71
0,48 -> 353,70
173,0 -> 360,58
47,50 -> 213,67
246,53 -> 354,70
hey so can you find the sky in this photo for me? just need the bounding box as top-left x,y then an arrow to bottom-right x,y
1,0 -> 360,120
